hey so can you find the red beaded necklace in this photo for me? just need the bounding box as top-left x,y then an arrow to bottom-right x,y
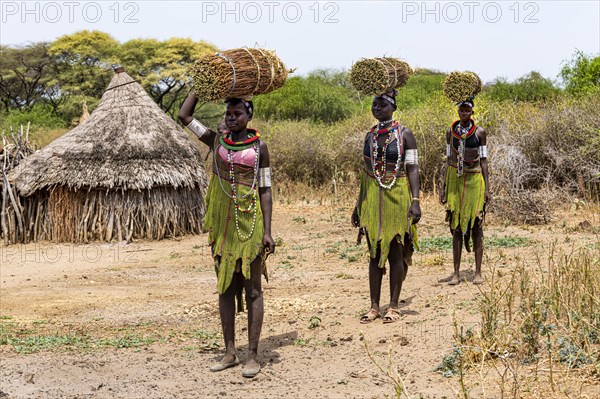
451,120 -> 476,140
222,128 -> 261,146
370,121 -> 400,135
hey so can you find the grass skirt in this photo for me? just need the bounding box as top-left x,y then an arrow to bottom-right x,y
357,172 -> 418,269
444,165 -> 485,234
204,174 -> 264,294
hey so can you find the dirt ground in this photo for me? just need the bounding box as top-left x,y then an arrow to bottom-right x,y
1,196 -> 598,399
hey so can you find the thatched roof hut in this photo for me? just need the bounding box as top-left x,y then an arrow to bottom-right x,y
9,68 -> 208,243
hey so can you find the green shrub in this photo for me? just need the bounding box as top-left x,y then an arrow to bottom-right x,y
484,71 -> 561,102
254,72 -> 360,123
396,70 -> 446,109
560,50 -> 600,94
356,69 -> 447,111
0,105 -> 66,134
257,119 -> 336,186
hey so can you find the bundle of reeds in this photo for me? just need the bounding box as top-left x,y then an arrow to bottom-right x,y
190,48 -> 288,102
443,71 -> 482,103
1,124 -> 35,244
349,57 -> 413,95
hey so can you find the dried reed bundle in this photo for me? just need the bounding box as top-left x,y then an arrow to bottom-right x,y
349,57 -> 413,95
1,124 -> 35,244
465,70 -> 482,96
189,48 -> 288,102
443,71 -> 482,103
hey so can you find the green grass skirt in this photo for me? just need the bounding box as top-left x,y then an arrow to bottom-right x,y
357,172 -> 418,268
444,166 -> 485,233
204,174 -> 264,294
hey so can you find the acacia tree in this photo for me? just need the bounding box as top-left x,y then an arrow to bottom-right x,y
1,31 -> 219,122
119,37 -> 216,116
49,30 -> 119,98
45,30 -> 121,123
0,43 -> 54,111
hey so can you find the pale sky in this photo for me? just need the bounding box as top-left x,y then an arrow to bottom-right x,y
1,0 -> 599,83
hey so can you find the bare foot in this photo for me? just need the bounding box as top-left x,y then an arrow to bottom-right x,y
448,275 -> 460,285
473,274 -> 484,285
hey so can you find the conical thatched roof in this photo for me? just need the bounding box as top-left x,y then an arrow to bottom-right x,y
11,70 -> 207,196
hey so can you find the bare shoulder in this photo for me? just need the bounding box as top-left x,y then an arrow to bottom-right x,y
476,126 -> 487,146
259,140 -> 271,167
401,126 -> 418,149
259,139 -> 269,153
476,126 -> 487,140
401,126 -> 414,136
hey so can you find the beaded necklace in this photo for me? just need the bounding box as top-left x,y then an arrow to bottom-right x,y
214,131 -> 261,241
377,118 -> 394,127
370,121 -> 402,189
219,129 -> 260,150
228,145 -> 259,241
452,120 -> 475,177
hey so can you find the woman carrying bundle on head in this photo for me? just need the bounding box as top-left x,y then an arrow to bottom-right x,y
179,93 -> 274,377
179,48 -> 286,378
439,72 -> 490,285
349,58 -> 421,324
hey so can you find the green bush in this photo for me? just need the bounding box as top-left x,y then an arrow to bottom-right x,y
257,119 -> 336,186
253,71 -> 360,123
0,105 -> 67,134
484,71 -> 561,102
356,70 -> 446,112
561,50 -> 600,94
398,71 -> 446,108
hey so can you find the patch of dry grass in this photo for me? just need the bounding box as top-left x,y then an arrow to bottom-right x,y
447,242 -> 600,398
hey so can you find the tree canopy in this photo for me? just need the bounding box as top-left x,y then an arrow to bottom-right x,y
0,31 -> 217,126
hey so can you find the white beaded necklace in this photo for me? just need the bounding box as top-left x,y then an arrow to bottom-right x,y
214,140 -> 261,241
371,123 -> 403,190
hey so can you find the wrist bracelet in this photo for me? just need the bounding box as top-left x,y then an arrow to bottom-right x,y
412,198 -> 420,202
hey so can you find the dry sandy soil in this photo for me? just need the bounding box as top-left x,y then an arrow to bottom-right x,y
1,196 -> 598,399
